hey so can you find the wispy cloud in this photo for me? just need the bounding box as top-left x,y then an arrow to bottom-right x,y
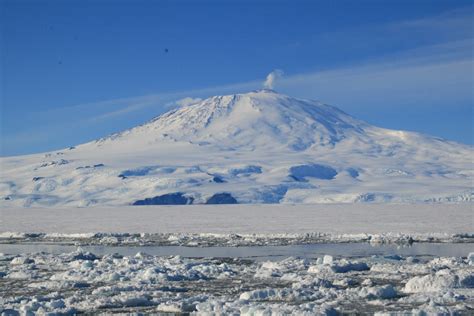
393,5 -> 473,33
87,97 -> 168,122
92,96 -> 203,122
81,81 -> 260,123
279,56 -> 472,111
172,97 -> 203,107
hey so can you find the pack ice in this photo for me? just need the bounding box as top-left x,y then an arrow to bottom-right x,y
1,90 -> 472,207
1,250 -> 473,314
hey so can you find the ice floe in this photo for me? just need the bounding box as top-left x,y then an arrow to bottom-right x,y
1,249 -> 473,314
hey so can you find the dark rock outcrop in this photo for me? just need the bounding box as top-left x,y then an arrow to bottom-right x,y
289,164 -> 337,181
133,192 -> 193,205
212,176 -> 226,183
206,193 -> 238,204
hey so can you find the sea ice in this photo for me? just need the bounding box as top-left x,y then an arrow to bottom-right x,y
1,250 -> 472,314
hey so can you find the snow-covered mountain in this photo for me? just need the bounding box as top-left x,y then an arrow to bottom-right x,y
1,89 -> 472,207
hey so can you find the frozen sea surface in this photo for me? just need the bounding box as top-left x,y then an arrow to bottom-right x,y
1,204 -> 472,235
0,242 -> 473,261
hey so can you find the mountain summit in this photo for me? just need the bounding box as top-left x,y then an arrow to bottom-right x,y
1,91 -> 472,206
96,89 -> 367,152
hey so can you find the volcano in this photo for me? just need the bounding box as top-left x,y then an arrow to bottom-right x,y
1,90 -> 472,206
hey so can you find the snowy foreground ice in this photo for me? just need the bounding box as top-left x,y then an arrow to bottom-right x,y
1,248 -> 473,315
1,204 -> 472,314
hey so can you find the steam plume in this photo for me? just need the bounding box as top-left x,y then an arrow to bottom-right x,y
263,69 -> 284,89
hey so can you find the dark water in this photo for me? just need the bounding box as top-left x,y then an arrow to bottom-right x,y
0,242 -> 472,261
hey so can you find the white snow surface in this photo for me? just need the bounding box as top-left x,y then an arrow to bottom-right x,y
1,204 -> 472,235
0,204 -> 472,246
1,89 -> 472,207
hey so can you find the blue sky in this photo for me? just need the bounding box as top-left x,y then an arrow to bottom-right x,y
1,0 -> 473,156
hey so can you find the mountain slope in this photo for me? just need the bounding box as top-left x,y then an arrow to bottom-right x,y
1,90 -> 472,207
